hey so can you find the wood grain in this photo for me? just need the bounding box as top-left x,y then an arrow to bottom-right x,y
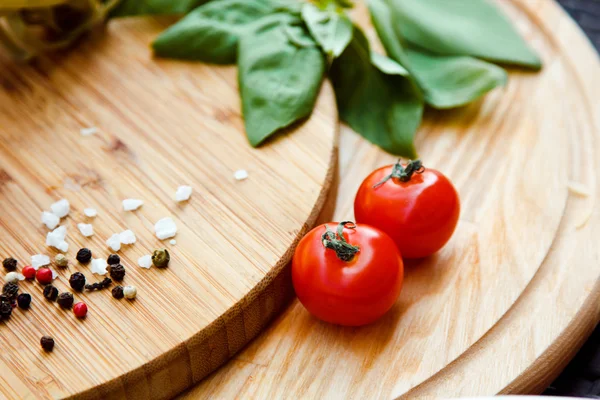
0,16 -> 338,400
182,0 -> 600,398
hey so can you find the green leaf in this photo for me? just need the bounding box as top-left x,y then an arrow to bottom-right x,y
388,0 -> 541,69
370,52 -> 408,76
109,0 -> 208,17
152,0 -> 278,64
330,27 -> 423,157
368,0 -> 507,109
301,3 -> 353,57
238,17 -> 326,147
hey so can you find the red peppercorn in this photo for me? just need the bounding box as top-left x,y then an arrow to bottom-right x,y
73,302 -> 87,318
36,268 -> 53,285
22,266 -> 36,280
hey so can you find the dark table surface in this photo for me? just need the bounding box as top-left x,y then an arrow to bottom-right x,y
543,0 -> 600,397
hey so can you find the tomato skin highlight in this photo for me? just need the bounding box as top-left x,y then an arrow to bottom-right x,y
292,223 -> 403,327
354,164 -> 460,259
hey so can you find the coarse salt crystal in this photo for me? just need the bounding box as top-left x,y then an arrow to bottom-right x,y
154,217 -> 177,240
175,185 -> 193,202
84,208 -> 97,217
123,199 -> 143,211
51,270 -> 58,280
77,223 -> 94,237
56,241 -> 69,253
169,239 -> 177,245
91,258 -> 108,275
234,169 -> 248,181
5,272 -> 24,283
138,255 -> 152,269
31,254 -> 50,270
106,233 -> 121,252
46,226 -> 68,252
50,199 -> 70,218
41,211 -> 60,230
80,127 -> 98,136
119,229 -> 136,245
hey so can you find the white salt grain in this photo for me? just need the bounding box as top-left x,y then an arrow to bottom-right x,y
84,208 -> 97,217
91,258 -> 108,275
119,229 -> 136,245
31,254 -> 50,270
51,270 -> 58,280
175,185 -> 193,202
234,169 -> 248,181
56,241 -> 69,253
77,223 -> 94,237
41,211 -> 60,230
123,199 -> 143,211
46,226 -> 68,252
50,199 -> 70,218
80,127 -> 98,136
169,239 -> 177,245
5,272 -> 24,283
154,217 -> 177,240
138,255 -> 152,269
106,233 -> 121,252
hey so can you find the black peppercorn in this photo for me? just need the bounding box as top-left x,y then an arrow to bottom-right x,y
17,293 -> 31,309
0,300 -> 12,320
57,292 -> 74,309
152,248 -> 170,268
43,285 -> 59,301
85,277 -> 112,291
40,336 -> 54,352
107,254 -> 120,265
2,282 -> 19,301
76,248 -> 92,264
69,272 -> 86,291
2,257 -> 17,272
112,285 -> 124,299
109,264 -> 126,281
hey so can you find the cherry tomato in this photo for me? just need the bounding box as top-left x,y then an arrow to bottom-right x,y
292,221 -> 403,326
354,160 -> 460,259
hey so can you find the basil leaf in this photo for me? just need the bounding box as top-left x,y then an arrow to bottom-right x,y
152,0 -> 277,64
109,0 -> 207,17
369,0 -> 506,109
388,0 -> 541,69
301,3 -> 353,57
238,17 -> 326,147
330,27 -> 423,158
370,52 -> 408,76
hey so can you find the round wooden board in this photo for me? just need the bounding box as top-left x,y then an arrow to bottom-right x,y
0,17 -> 338,400
182,0 -> 600,398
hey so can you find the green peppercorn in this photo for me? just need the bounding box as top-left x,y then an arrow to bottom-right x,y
2,257 -> 17,272
152,248 -> 170,268
43,285 -> 59,301
54,254 -> 68,268
57,292 -> 74,309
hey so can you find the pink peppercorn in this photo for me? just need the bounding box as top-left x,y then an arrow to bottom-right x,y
36,268 -> 53,285
22,266 -> 35,280
73,302 -> 87,318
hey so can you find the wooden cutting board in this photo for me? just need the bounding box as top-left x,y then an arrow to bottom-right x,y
0,17 -> 337,400
182,0 -> 600,398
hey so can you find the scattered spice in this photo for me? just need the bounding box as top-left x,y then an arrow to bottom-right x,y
123,285 -> 137,299
5,272 -> 24,283
36,268 -> 53,285
50,199 -> 70,218
17,293 -> 31,309
2,257 -> 17,272
46,226 -> 68,252
90,258 -> 108,275
69,272 -> 86,291
107,254 -> 120,265
85,277 -> 112,291
138,255 -> 152,269
55,254 -> 68,268
83,208 -> 98,217
175,185 -> 193,202
234,169 -> 249,181
109,264 -> 126,281
152,248 -> 170,268
41,211 -> 60,230
2,282 -> 19,301
31,254 -> 50,269
119,230 -> 136,245
0,300 -> 12,320
77,223 -> 94,237
154,217 -> 177,240
22,266 -> 36,280
73,302 -> 88,318
106,234 -> 121,252
76,248 -> 92,264
43,285 -> 59,301
57,292 -> 74,309
122,199 -> 143,211
40,336 -> 55,352
111,285 -> 124,299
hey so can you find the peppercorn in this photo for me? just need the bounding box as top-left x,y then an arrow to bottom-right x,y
54,254 -> 68,268
2,282 -> 18,301
73,302 -> 87,318
43,285 -> 59,301
85,277 -> 112,291
152,248 -> 170,268
2,257 -> 17,272
0,300 -> 12,319
107,254 -> 120,265
123,285 -> 137,299
109,264 -> 126,281
22,265 -> 35,280
17,293 -> 31,309
76,248 -> 92,264
111,285 -> 124,299
57,292 -> 74,309
36,268 -> 53,285
40,336 -> 54,352
69,272 -> 86,291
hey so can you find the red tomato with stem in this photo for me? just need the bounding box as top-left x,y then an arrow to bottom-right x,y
292,221 -> 403,326
354,160 -> 460,259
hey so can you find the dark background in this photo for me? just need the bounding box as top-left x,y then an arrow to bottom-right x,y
544,0 -> 599,397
